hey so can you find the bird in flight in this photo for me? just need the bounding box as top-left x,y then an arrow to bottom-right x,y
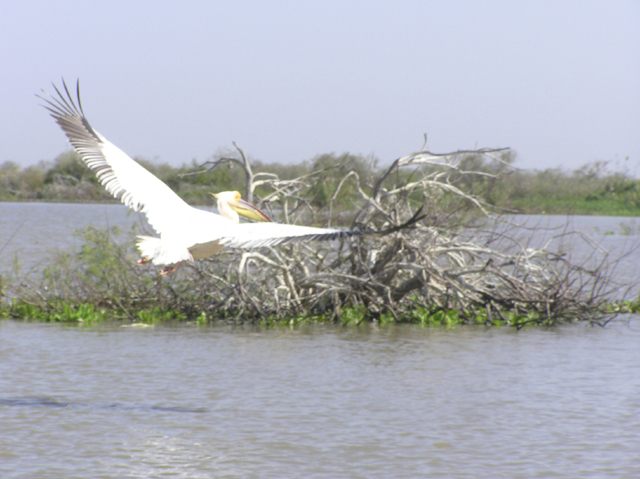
39,80 -> 361,276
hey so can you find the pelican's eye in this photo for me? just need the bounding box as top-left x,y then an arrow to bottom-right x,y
235,192 -> 241,202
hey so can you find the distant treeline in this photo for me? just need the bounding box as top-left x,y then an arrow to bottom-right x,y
2,150 -> 639,216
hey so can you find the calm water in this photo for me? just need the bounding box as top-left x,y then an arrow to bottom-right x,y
1,320 -> 640,478
1,202 -> 640,477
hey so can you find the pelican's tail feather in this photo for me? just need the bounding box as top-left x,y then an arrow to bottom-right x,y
136,236 -> 193,266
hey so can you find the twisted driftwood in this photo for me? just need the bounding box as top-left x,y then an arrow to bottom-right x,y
176,144 -> 618,326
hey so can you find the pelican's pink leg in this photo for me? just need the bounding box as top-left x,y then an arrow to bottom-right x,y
159,262 -> 183,277
136,256 -> 151,266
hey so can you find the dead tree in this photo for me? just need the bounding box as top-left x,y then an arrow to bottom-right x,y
183,142 -> 618,326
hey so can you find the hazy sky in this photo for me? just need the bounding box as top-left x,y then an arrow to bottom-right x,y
2,1 -> 639,172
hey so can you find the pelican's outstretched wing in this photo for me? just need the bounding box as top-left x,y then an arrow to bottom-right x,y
38,80 -> 191,236
184,222 -> 361,261
40,80 -> 364,270
219,222 -> 361,249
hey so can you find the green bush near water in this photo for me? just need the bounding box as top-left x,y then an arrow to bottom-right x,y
0,226 -> 516,326
3,225 -> 637,326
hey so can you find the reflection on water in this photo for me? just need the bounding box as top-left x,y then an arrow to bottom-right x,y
1,320 -> 639,478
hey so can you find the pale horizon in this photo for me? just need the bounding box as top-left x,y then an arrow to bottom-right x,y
2,1 -> 639,174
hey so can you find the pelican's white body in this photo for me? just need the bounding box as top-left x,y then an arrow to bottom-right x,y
40,81 -> 359,270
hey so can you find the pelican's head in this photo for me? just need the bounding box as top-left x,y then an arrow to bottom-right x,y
211,191 -> 272,223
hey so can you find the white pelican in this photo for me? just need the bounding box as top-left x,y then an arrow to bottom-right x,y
39,81 -> 361,276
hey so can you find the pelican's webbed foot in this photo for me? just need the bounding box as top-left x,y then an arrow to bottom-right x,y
136,256 -> 151,266
159,262 -> 183,277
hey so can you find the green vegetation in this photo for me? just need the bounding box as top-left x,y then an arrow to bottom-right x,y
2,150 -> 639,216
492,161 -> 640,216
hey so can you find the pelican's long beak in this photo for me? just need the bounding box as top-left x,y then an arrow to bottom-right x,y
232,199 -> 272,222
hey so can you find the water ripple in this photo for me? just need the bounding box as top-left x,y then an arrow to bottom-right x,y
0,396 -> 208,413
